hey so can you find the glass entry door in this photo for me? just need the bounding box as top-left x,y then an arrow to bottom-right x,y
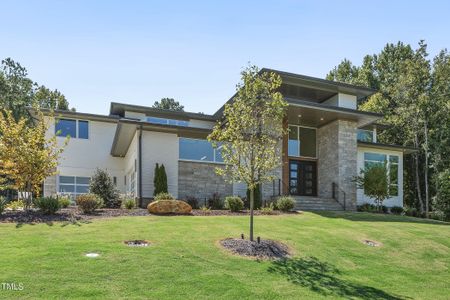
289,160 -> 317,196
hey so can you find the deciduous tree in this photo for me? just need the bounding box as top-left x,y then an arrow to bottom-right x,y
0,108 -> 67,209
208,65 -> 287,241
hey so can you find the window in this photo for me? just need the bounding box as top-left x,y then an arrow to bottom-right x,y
55,119 -> 89,139
58,176 -> 90,198
357,129 -> 374,142
363,152 -> 399,197
127,171 -> 136,195
288,125 -> 317,158
147,117 -> 189,127
179,138 -> 223,163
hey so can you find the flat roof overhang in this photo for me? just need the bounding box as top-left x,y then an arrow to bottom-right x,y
109,102 -> 216,121
358,141 -> 418,154
286,98 -> 382,128
110,119 -> 213,157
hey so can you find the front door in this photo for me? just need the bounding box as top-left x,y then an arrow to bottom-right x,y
289,160 -> 317,196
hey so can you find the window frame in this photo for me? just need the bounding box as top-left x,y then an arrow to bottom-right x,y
288,124 -> 317,159
357,129 -> 374,142
178,137 -> 224,164
58,175 -> 91,198
363,152 -> 399,197
55,118 -> 90,140
147,116 -> 190,127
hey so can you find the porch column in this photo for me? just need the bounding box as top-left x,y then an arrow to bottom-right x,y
317,119 -> 357,210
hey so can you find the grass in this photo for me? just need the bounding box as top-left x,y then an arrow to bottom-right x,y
0,212 -> 449,299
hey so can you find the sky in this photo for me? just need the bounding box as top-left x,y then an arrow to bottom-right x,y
1,0 -> 449,115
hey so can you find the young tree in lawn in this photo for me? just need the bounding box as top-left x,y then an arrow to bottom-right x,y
208,65 -> 287,241
0,108 -> 67,209
355,164 -> 389,212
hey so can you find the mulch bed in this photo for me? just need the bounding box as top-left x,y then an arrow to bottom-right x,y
220,238 -> 291,259
0,207 -> 299,224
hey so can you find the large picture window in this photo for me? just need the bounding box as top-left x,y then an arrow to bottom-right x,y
363,152 -> 399,197
179,138 -> 223,163
55,119 -> 89,139
288,125 -> 316,158
58,175 -> 90,198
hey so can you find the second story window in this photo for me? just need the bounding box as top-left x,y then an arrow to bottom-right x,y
55,119 -> 89,139
357,129 -> 374,142
147,116 -> 189,127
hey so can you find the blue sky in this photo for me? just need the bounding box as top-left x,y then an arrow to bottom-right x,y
1,0 -> 449,115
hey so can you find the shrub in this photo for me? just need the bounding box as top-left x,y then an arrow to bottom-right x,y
260,205 -> 276,215
154,192 -> 174,201
404,206 -> 419,217
245,184 -> 262,209
390,206 -> 404,215
153,163 -> 168,196
89,168 -> 121,208
224,196 -> 244,212
276,196 -> 295,212
357,203 -> 377,212
207,192 -> 223,210
185,196 -> 199,209
123,198 -> 136,210
76,194 -> 103,214
0,197 -> 6,214
200,205 -> 211,214
34,197 -> 61,215
5,200 -> 24,211
58,196 -> 71,208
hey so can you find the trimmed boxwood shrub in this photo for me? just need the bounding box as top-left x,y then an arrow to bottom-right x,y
76,194 -> 103,214
154,192 -> 174,201
224,196 -> 244,212
34,197 -> 61,214
390,206 -> 404,215
276,196 -> 295,212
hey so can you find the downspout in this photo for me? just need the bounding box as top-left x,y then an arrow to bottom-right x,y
138,125 -> 143,207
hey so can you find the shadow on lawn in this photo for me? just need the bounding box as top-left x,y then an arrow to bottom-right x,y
268,257 -> 408,300
313,211 -> 449,225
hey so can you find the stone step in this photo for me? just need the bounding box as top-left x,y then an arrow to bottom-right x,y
292,196 -> 344,211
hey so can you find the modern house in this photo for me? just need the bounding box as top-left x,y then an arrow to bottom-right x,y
38,69 -> 416,210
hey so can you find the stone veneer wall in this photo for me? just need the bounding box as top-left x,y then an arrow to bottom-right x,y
43,174 -> 57,197
261,165 -> 283,201
178,161 -> 233,203
317,120 -> 357,210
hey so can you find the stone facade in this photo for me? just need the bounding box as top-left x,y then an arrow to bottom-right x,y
261,165 -> 283,201
178,161 -> 233,203
317,120 -> 357,210
43,175 -> 57,197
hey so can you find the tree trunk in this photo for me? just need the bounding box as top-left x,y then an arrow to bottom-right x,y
414,134 -> 424,214
249,187 -> 254,241
423,121 -> 430,218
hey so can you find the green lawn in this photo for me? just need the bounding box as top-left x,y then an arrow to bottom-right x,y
0,212 -> 449,300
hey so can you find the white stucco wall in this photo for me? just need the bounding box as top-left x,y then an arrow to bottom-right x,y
357,147 -> 404,207
141,131 -> 179,198
322,93 -> 357,109
124,131 -> 138,196
45,116 -> 126,194
188,119 -> 215,129
124,111 -> 146,120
